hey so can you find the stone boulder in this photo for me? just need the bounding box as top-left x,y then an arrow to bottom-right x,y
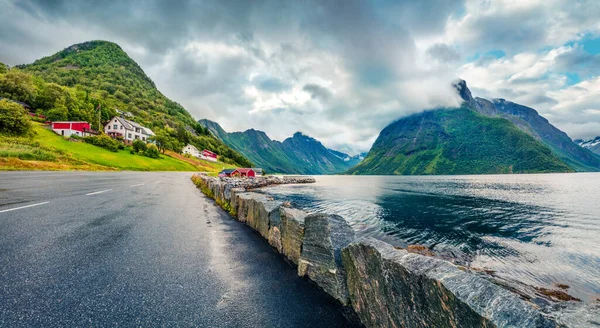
342,238 -> 563,328
279,207 -> 309,265
233,193 -> 254,223
227,187 -> 246,216
298,213 -> 355,305
244,193 -> 282,239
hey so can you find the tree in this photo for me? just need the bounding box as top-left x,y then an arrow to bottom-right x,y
34,83 -> 66,111
150,129 -> 181,154
143,144 -> 160,158
45,105 -> 69,122
0,62 -> 8,74
0,99 -> 32,136
0,70 -> 35,104
132,139 -> 147,153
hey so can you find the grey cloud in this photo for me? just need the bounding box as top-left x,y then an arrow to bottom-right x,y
454,1 -> 600,55
529,94 -> 558,106
496,88 -> 527,98
252,75 -> 290,92
303,84 -> 332,100
427,43 -> 461,63
555,49 -> 600,77
6,0 -> 595,154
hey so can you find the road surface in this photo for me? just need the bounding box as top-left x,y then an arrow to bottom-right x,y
0,171 -> 357,327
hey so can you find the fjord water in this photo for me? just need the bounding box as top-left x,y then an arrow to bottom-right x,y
260,174 -> 600,302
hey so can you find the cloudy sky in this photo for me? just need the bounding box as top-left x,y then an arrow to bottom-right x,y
2,0 -> 600,154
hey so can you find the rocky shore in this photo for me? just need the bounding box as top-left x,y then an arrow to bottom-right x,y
216,175 -> 316,189
191,174 -> 590,328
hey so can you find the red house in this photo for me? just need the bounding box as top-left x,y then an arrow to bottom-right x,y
51,121 -> 93,137
201,149 -> 218,162
236,168 -> 256,178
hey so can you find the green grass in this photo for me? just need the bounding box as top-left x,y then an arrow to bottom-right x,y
0,123 -> 238,172
30,124 -> 196,171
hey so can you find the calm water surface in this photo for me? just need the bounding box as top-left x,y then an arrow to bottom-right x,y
260,173 -> 600,302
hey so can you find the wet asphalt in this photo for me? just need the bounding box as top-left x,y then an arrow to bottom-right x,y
0,171 -> 357,327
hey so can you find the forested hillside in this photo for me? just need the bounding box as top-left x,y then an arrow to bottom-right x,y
1,40 -> 250,167
348,106 -> 573,175
199,119 -> 363,174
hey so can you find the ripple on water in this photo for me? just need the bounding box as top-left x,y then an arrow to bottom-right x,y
259,174 -> 600,302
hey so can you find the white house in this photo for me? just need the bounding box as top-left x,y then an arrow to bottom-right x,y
182,144 -> 201,157
104,116 -> 154,144
181,145 -> 219,162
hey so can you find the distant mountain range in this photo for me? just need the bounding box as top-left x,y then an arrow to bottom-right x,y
575,137 -> 600,155
349,80 -> 600,175
198,119 -> 364,174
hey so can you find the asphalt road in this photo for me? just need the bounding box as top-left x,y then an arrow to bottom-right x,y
0,171 -> 357,327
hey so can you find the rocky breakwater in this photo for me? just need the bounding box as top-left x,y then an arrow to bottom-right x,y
191,174 -> 574,328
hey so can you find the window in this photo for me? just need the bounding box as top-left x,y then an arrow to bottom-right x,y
120,125 -> 123,130
142,137 -> 145,141
128,133 -> 132,139
135,135 -> 139,139
135,128 -> 140,133
113,124 -> 118,129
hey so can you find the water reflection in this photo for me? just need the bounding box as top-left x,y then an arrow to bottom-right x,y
260,174 -> 600,302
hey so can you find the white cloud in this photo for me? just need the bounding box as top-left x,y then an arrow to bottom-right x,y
2,0 -> 600,153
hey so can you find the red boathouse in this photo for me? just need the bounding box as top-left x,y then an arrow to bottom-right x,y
236,168 -> 256,178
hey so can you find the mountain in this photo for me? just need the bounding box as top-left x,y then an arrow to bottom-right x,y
348,81 -> 576,175
8,40 -> 250,166
470,94 -> 600,172
575,137 -> 600,155
198,119 -> 362,174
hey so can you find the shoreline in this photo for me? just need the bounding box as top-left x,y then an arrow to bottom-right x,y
192,174 -> 599,327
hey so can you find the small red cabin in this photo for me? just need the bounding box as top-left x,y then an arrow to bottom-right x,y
235,168 -> 256,178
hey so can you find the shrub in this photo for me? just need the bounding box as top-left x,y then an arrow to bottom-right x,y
83,134 -> 120,152
143,144 -> 160,158
132,139 -> 147,153
0,99 -> 32,136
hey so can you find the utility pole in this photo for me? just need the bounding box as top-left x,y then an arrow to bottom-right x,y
97,104 -> 101,133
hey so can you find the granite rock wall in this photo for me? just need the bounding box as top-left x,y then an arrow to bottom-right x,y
191,174 -> 573,328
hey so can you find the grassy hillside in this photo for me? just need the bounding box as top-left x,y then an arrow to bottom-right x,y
0,123 -> 229,172
473,97 -> 600,172
348,107 -> 573,175
4,40 -> 250,167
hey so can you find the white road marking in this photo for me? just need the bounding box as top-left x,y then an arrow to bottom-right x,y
129,183 -> 145,187
85,189 -> 112,196
0,202 -> 50,214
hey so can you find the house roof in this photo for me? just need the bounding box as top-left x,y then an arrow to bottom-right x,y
251,168 -> 263,173
236,168 -> 255,173
52,121 -> 90,124
184,144 -> 199,152
221,169 -> 236,174
111,116 -> 154,135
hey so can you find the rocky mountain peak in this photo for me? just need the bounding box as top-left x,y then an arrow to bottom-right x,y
453,79 -> 473,103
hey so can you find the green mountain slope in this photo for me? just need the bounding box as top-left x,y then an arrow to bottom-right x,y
348,106 -> 572,175
199,119 -> 362,174
6,40 -> 250,166
473,96 -> 600,172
